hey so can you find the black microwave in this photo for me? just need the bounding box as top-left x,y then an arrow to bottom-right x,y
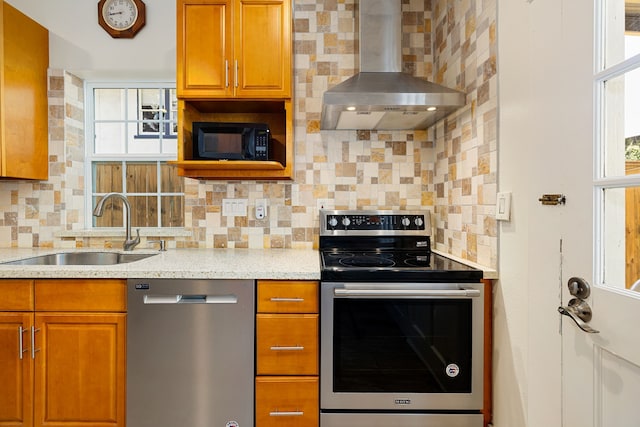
192,122 -> 270,161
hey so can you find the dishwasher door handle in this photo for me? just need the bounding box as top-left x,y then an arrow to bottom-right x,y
143,294 -> 238,304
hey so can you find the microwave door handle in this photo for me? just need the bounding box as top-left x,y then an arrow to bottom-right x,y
333,288 -> 481,298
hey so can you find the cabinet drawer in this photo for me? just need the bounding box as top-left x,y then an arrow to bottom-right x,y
257,281 -> 318,313
257,314 -> 318,375
35,279 -> 126,312
0,280 -> 34,311
256,376 -> 318,427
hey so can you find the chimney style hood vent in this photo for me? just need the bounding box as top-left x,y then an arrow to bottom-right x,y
320,0 -> 466,131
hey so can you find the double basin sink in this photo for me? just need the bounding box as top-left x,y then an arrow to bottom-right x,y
0,251 -> 158,266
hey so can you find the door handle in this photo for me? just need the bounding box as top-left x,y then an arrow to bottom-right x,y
558,277 -> 599,334
558,299 -> 599,334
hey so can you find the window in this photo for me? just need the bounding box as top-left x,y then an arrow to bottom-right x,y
86,83 -> 184,228
595,0 -> 640,290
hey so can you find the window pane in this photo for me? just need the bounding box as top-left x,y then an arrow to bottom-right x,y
601,186 -> 640,290
129,195 -> 158,228
94,89 -> 126,120
126,162 -> 158,193
92,195 -> 124,227
602,66 -> 640,177
93,162 -> 123,194
95,123 -> 126,154
161,163 -> 183,193
161,196 -> 184,227
603,0 -> 640,68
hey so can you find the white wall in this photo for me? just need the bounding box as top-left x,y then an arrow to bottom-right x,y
6,0 -> 176,79
496,0 -> 594,426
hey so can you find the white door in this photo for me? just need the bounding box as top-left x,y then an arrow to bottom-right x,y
560,0 -> 640,426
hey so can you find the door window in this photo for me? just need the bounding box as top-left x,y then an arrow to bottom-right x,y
596,0 -> 640,290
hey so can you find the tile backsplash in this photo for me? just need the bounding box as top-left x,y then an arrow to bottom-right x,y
0,0 -> 497,269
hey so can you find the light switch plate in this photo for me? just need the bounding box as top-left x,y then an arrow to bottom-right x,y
222,199 -> 248,217
496,192 -> 512,221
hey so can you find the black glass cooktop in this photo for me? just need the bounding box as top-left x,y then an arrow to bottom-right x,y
320,250 -> 483,283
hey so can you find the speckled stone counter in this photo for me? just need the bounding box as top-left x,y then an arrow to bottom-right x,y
0,248 -> 321,280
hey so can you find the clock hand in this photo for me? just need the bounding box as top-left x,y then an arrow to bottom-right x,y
109,11 -> 123,15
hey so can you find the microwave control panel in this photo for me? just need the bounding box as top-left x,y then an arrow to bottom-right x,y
255,130 -> 269,160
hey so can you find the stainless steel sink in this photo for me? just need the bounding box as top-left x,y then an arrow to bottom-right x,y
0,251 -> 158,266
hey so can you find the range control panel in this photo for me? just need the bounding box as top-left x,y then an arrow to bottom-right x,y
320,210 -> 431,235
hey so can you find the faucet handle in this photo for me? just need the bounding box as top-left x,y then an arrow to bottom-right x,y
148,239 -> 167,251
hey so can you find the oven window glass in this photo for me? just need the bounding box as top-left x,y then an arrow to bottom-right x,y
333,298 -> 472,393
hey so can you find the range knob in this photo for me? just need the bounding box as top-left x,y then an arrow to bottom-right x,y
328,217 -> 338,227
401,217 -> 411,227
342,217 -> 351,227
415,217 -> 424,227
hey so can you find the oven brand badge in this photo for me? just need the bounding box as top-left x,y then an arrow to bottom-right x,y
394,399 -> 411,405
446,363 -> 460,378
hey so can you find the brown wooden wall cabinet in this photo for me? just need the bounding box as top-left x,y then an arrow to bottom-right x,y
0,279 -> 126,427
0,2 -> 49,180
175,0 -> 293,179
255,280 -> 319,427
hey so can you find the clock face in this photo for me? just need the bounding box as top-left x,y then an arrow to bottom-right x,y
102,0 -> 138,31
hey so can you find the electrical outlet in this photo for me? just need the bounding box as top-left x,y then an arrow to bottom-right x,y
255,199 -> 267,220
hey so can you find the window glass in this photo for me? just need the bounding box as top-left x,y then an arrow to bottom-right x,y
87,83 -> 183,228
597,0 -> 640,292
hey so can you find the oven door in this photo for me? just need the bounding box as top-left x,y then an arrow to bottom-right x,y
320,282 -> 484,411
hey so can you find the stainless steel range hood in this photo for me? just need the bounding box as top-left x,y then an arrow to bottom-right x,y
320,0 -> 466,131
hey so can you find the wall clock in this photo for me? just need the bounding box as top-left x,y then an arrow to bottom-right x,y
98,0 -> 146,39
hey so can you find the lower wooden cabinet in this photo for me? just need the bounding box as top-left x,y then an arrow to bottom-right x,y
256,377 -> 319,427
256,280 -> 319,427
0,279 -> 126,427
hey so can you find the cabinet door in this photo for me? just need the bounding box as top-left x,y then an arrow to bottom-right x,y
33,313 -> 126,427
0,313 -> 33,427
235,0 -> 291,98
256,376 -> 318,427
177,0 -> 233,98
1,3 -> 49,180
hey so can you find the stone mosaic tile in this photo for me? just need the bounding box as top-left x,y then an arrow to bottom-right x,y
0,0 -> 497,269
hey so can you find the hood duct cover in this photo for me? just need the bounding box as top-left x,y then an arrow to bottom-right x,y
320,0 -> 466,131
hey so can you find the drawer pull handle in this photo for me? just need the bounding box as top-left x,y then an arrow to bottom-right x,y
269,411 -> 304,417
270,297 -> 304,302
270,345 -> 304,351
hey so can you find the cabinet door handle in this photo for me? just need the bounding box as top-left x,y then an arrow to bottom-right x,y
31,326 -> 40,359
270,297 -> 304,302
18,326 -> 28,360
225,60 -> 229,88
270,345 -> 304,351
234,60 -> 238,88
269,411 -> 304,417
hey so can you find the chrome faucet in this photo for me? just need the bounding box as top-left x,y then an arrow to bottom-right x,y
93,192 -> 141,251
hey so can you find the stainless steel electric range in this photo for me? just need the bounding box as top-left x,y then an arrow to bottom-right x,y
319,210 -> 484,427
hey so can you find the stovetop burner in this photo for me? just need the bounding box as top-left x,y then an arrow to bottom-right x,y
319,210 -> 482,283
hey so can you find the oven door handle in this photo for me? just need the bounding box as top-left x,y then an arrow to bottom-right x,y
333,288 -> 481,298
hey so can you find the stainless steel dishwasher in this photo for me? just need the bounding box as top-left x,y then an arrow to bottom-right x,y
127,279 -> 255,427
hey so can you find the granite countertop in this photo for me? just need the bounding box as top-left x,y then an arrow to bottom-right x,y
0,248 -> 321,280
0,248 -> 497,280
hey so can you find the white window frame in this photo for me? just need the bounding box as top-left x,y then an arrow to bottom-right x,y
593,0 -> 640,288
84,81 -> 182,229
